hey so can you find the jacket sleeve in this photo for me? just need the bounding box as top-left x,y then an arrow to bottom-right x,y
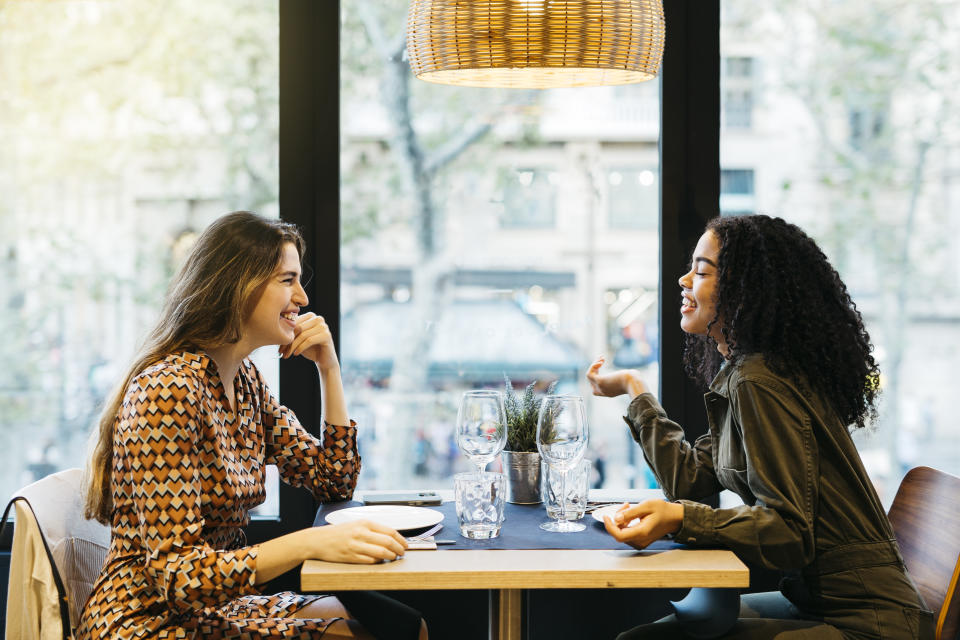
119,371 -> 259,614
252,367 -> 360,503
674,378 -> 818,570
625,393 -> 722,501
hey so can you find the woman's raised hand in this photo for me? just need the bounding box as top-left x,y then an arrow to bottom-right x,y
280,313 -> 340,371
602,499 -> 684,550
586,357 -> 649,398
310,520 -> 409,564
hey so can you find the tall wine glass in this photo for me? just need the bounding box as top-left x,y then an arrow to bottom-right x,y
456,390 -> 506,475
537,394 -> 588,532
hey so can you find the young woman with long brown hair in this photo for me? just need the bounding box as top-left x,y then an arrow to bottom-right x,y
78,211 -> 426,640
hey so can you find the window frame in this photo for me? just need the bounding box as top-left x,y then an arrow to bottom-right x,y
254,0 -> 723,540
246,0 -> 342,543
658,0 -> 719,461
0,0 -> 721,550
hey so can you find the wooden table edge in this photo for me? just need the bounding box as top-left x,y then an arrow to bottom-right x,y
302,548 -> 750,592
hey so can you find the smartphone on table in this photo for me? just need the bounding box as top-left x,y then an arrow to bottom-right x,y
362,491 -> 442,506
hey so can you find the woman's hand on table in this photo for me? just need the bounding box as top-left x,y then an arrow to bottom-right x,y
603,499 -> 683,550
586,357 -> 649,399
254,519 -> 407,583
309,520 -> 408,564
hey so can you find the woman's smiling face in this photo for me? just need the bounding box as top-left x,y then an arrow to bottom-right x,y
678,231 -> 727,352
244,242 -> 308,349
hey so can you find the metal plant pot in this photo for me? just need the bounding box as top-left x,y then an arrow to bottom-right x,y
502,450 -> 542,504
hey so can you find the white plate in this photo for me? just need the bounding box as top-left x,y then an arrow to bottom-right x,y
324,505 -> 444,532
591,504 -> 640,527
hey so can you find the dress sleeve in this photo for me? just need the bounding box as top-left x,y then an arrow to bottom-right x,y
675,379 -> 818,570
118,370 -> 260,614
625,393 -> 722,501
252,367 -> 361,502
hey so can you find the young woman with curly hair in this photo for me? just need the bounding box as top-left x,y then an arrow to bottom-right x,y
588,215 -> 933,639
78,212 -> 427,640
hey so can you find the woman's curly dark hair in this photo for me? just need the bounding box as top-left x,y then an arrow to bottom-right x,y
682,214 -> 880,430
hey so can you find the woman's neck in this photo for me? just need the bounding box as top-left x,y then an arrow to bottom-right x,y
717,341 -> 730,358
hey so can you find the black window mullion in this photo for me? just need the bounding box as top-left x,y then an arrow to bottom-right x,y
659,0 -> 720,457
247,0 -> 340,544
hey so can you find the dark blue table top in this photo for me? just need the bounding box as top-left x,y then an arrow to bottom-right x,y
314,499 -> 682,551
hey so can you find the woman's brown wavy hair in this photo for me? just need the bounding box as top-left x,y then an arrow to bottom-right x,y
84,211 -> 304,523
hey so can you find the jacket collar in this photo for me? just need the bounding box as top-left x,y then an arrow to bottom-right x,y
708,359 -> 736,398
708,353 -> 774,398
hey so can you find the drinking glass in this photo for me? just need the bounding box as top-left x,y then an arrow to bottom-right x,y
454,472 -> 506,539
536,394 -> 588,532
544,458 -> 591,521
456,390 -> 506,475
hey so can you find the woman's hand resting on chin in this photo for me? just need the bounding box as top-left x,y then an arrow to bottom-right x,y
280,313 -> 340,371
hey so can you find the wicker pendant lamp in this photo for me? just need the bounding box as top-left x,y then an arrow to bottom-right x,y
406,0 -> 665,89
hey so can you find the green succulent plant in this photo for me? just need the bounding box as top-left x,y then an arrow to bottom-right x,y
502,374 -> 559,452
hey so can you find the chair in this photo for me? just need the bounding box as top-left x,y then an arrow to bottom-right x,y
2,468 -> 111,640
887,466 -> 960,640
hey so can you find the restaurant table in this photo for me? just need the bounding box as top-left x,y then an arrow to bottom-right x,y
301,490 -> 749,640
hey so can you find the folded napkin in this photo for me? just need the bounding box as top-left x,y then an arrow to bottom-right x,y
406,537 -> 437,550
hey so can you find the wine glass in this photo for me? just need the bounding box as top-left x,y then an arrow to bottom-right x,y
537,394 -> 588,532
456,390 -> 506,475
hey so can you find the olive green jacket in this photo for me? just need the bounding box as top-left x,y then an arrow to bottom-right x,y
625,354 -> 934,637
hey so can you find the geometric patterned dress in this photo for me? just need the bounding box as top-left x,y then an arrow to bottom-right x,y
76,351 -> 360,639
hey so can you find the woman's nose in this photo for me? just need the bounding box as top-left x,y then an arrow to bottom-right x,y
678,271 -> 692,289
293,282 -> 309,306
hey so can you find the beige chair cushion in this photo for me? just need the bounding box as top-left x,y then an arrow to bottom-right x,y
6,468 -> 111,638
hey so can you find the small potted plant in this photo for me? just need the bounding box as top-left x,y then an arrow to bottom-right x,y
502,374 -> 557,504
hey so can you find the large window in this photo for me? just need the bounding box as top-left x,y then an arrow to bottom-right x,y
607,167 -> 659,230
339,2 -> 662,490
0,0 -> 723,529
722,0 -> 960,503
498,168 -> 558,229
0,0 -> 280,514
